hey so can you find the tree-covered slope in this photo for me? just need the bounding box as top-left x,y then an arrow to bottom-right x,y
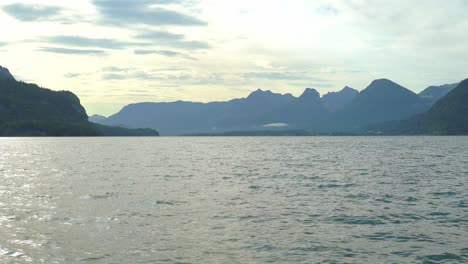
0,66 -> 158,136
371,79 -> 468,135
419,83 -> 458,105
0,78 -> 88,123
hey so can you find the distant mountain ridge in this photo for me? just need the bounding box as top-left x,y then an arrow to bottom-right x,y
89,114 -> 107,123
419,83 -> 458,104
96,78 -> 456,135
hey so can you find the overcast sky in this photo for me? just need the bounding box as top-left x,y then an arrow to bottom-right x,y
1,0 -> 467,115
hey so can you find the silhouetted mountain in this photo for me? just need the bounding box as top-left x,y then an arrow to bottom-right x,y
0,66 -> 158,136
89,114 -> 107,123
247,89 -> 295,105
419,83 -> 458,104
99,89 -> 296,135
0,66 -> 15,80
322,86 -> 359,112
0,77 -> 88,123
213,89 -> 296,130
329,79 -> 431,132
375,79 -> 468,135
260,88 -> 328,127
94,77 -> 465,136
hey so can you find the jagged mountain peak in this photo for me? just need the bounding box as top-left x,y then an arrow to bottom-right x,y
322,86 -> 359,112
341,86 -> 358,93
247,88 -> 273,98
299,88 -> 320,100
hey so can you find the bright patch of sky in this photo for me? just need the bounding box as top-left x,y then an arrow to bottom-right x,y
1,0 -> 467,115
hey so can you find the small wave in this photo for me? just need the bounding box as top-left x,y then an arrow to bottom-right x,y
405,196 -> 418,202
81,192 -> 117,200
432,191 -> 457,197
81,255 -> 109,262
417,252 -> 465,262
345,193 -> 370,199
328,215 -> 385,225
318,183 -> 356,189
360,232 -> 435,243
248,185 -> 261,190
428,211 -> 450,216
154,200 -> 178,206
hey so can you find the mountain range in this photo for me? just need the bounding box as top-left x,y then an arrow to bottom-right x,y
95,78 -> 463,135
2,64 -> 464,136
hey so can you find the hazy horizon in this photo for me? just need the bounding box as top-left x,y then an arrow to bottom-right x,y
1,0 -> 468,116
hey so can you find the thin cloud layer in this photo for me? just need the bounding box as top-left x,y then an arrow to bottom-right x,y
134,49 -> 197,60
242,72 -> 311,81
134,30 -> 210,50
38,47 -> 106,55
44,36 -> 148,50
2,3 -> 63,22
92,0 -> 207,26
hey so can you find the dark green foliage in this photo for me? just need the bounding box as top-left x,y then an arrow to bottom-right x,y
0,78 -> 88,123
0,70 -> 159,136
0,77 -> 94,136
92,123 -> 159,136
0,120 -> 100,136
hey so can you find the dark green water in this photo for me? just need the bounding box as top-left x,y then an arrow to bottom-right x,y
0,137 -> 467,263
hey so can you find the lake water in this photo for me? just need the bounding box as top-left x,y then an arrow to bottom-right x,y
0,137 -> 467,263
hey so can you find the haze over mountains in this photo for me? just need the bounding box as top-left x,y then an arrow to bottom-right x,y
94,86 -> 356,135
94,79 -> 462,135
2,64 -> 464,136
418,83 -> 458,104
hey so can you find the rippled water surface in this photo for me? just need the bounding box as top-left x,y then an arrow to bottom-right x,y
1,137 -> 468,263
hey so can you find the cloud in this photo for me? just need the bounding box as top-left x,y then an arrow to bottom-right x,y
38,47 -> 106,55
102,73 -> 127,80
134,49 -> 197,60
2,3 -> 63,22
64,73 -> 82,78
242,72 -> 310,81
44,36 -> 148,50
134,30 -> 210,50
135,30 -> 184,40
167,40 -> 210,50
102,66 -> 136,72
102,71 -> 160,81
92,0 -> 207,26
